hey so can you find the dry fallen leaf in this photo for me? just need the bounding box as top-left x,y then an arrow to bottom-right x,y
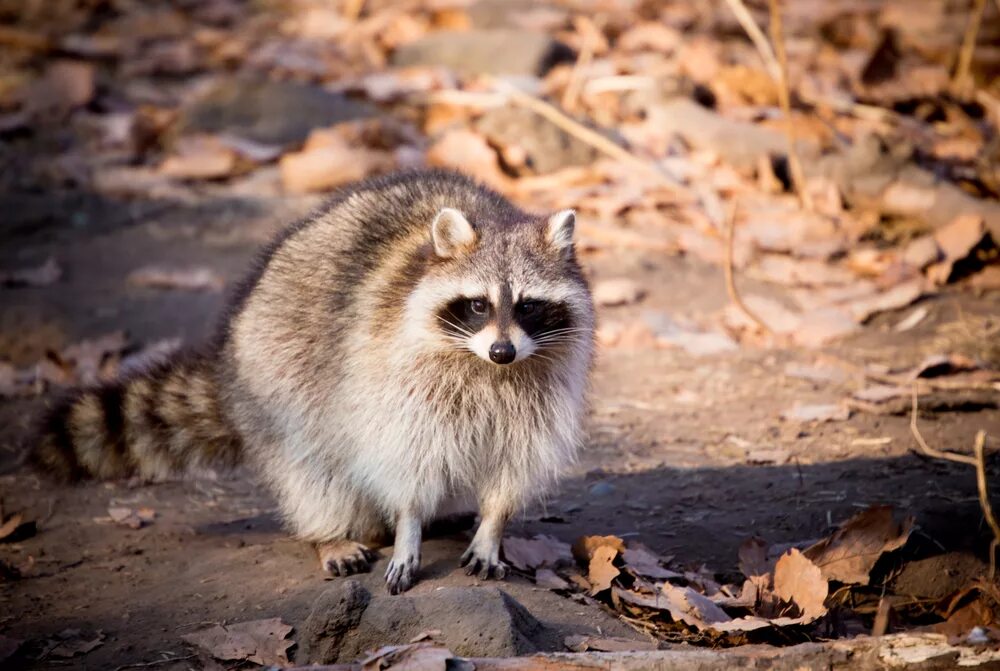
622,543 -> 680,580
659,582 -> 731,629
501,535 -> 572,571
773,549 -> 828,621
425,128 -> 508,190
587,545 -> 620,595
48,629 -> 104,658
572,534 -> 626,565
182,618 -> 294,667
592,278 -> 645,307
127,266 -> 225,292
804,505 -> 913,585
160,135 -> 240,180
359,642 -> 452,671
0,258 -> 62,288
534,567 -> 570,590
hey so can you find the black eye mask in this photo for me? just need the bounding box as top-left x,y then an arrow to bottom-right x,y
514,300 -> 573,339
437,297 -> 490,337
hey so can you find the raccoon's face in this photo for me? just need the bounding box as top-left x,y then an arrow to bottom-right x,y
407,207 -> 593,367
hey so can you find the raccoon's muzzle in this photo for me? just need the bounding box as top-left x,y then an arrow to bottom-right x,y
30,353 -> 242,482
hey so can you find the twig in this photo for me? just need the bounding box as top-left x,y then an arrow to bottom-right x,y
113,654 -> 196,671
562,16 -> 598,112
973,430 -> 1000,579
721,0 -> 781,80
909,387 -> 976,466
953,0 -> 987,89
489,79 -> 685,192
767,0 -> 813,211
910,392 -> 999,579
724,202 -> 773,335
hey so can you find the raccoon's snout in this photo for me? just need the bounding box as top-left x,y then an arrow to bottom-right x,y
489,341 -> 516,364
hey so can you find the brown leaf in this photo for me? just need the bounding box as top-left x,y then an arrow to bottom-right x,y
0,512 -> 26,542
571,534 -> 625,565
182,618 -> 293,667
0,258 -> 62,288
804,505 -> 913,585
360,642 -> 451,671
773,549 -> 828,621
280,135 -> 391,194
160,135 -> 239,180
622,543 -> 680,580
425,129 -> 507,190
848,279 -> 924,322
501,535 -> 572,571
934,214 -> 985,265
659,582 -> 731,629
587,545 -> 620,595
534,568 -> 570,590
592,278 -> 645,307
127,266 -> 225,292
48,630 -> 104,658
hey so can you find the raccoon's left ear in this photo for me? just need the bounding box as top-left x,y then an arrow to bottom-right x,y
546,209 -> 576,254
431,208 -> 477,258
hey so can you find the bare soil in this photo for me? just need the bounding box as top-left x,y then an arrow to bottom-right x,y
1,178 -> 998,669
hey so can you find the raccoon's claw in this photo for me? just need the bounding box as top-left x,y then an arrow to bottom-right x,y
385,552 -> 420,594
460,547 -> 508,581
318,540 -> 376,577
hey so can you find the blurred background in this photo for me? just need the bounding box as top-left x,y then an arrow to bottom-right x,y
1,0 -> 1000,667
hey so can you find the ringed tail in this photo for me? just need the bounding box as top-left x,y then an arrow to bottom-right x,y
30,353 -> 242,481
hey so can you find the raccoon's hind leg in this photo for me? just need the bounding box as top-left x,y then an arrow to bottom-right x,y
317,539 -> 378,576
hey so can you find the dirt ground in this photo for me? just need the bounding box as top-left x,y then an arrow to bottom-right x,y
2,0 -> 1000,667
1,175 -> 998,669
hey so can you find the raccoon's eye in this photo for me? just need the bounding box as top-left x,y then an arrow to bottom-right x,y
469,298 -> 488,315
516,300 -> 537,315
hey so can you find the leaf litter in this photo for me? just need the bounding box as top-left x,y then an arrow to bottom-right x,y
181,618 -> 293,667
503,504 -> 980,646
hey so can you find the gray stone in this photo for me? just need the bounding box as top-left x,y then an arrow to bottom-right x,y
299,584 -> 542,664
297,579 -> 371,664
475,107 -> 600,175
173,79 -> 375,147
391,30 -> 573,76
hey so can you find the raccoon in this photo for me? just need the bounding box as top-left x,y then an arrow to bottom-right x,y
31,169 -> 595,593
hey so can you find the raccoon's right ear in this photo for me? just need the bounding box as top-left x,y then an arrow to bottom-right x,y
431,208 -> 477,258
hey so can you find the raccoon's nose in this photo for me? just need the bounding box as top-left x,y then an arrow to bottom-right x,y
489,341 -> 516,364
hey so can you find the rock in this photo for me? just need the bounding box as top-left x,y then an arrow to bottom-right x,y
297,579 -> 372,665
391,30 -> 573,76
173,79 -> 374,148
475,107 -> 599,175
592,278 -> 645,307
299,584 -> 542,664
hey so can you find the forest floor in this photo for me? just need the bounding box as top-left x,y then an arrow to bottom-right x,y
1,0 -> 999,669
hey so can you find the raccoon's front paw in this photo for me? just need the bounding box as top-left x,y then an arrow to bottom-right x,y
318,540 -> 377,577
385,551 -> 420,595
460,543 -> 508,581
